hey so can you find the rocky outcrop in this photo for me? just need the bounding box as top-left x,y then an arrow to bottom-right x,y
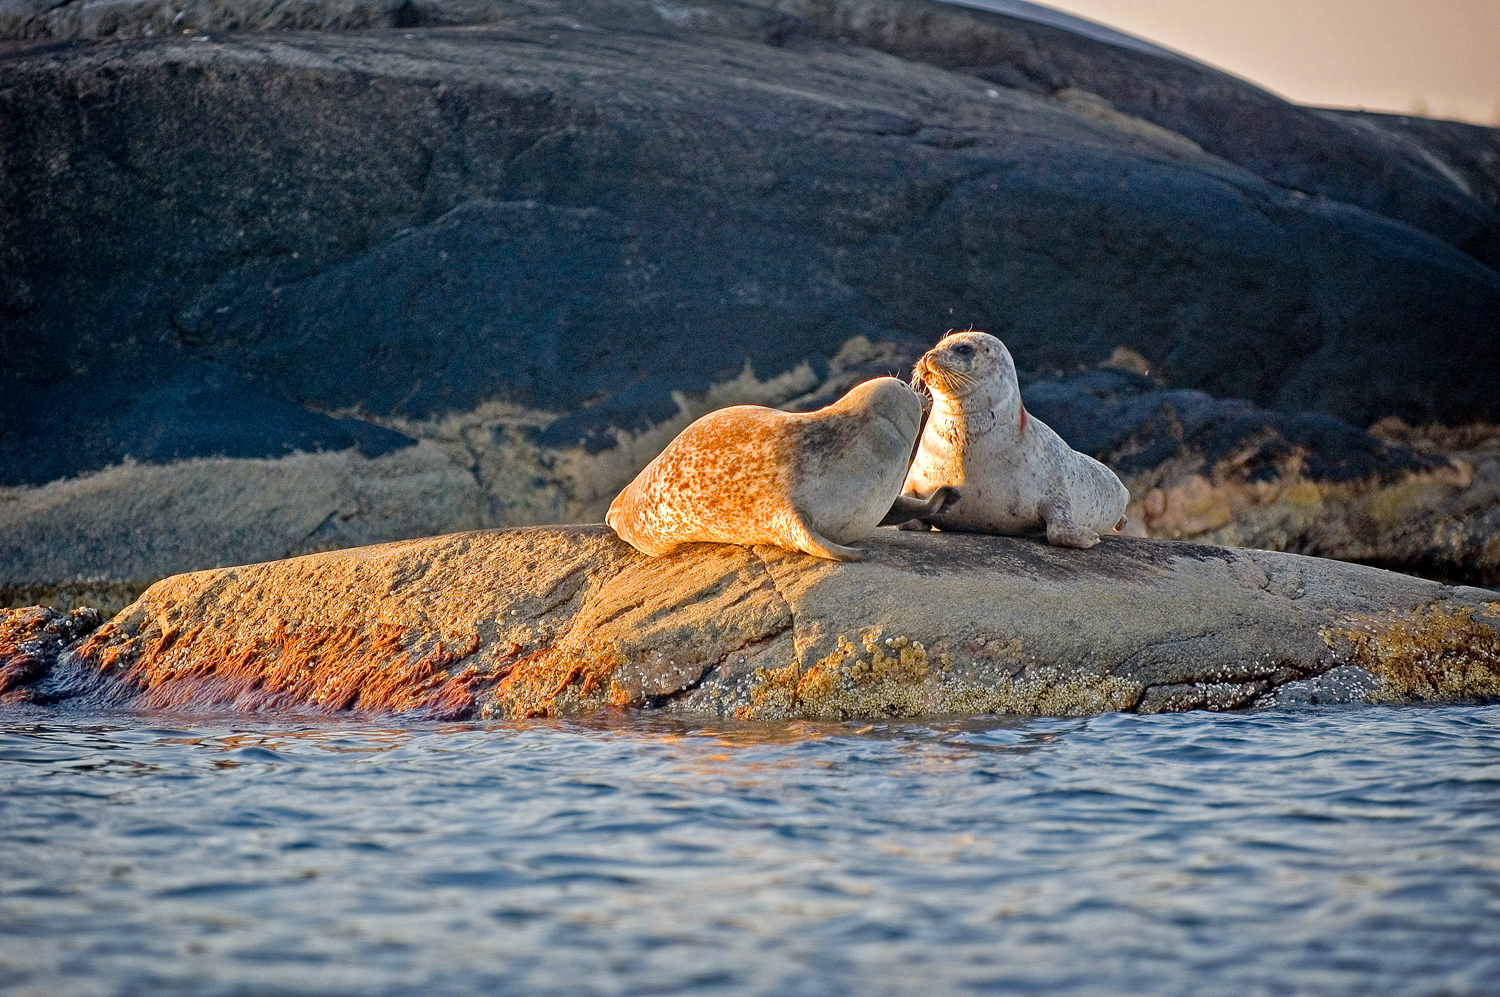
0,603 -> 103,703
3,0 -> 1498,593
769,0 -> 1500,268
13,340 -> 1496,592
1025,367 -> 1500,586
1324,109 -> 1500,217
4,527 -> 1497,718
6,0 -> 1497,268
0,580 -> 150,619
7,348 -> 1500,594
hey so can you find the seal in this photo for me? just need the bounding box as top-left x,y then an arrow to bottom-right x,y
902,331 -> 1129,549
607,377 -> 955,561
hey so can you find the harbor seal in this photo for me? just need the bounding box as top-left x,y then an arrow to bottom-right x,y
607,377 -> 955,561
902,331 -> 1129,549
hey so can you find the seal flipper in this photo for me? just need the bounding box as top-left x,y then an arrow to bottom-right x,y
784,512 -> 864,562
879,486 -> 961,527
1043,501 -> 1101,549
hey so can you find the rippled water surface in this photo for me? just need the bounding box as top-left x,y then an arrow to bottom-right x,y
2,707 -> 1498,996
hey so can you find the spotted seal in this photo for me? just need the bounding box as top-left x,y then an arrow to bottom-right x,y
607,377 -> 956,561
901,331 -> 1128,548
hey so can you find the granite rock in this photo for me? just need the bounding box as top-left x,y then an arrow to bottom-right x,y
5,527 -> 1497,718
3,0 -> 1498,593
1025,367 -> 1500,586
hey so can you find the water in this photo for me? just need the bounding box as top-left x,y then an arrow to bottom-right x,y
2,707 -> 1498,997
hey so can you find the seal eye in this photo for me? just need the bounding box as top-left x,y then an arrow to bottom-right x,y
951,343 -> 975,358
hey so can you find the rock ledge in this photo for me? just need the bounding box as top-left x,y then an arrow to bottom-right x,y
3,526 -> 1497,718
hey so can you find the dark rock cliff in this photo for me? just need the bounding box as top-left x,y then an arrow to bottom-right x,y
2,0 -> 1497,588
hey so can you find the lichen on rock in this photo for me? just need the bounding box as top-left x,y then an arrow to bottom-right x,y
741,631 -> 1140,720
1323,602 -> 1500,704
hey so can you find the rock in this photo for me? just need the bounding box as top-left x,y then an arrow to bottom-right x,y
1324,109 -> 1500,217
6,345 -> 1499,592
7,0 -> 1497,266
6,527 -> 1498,718
0,604 -> 103,704
1,441 -> 485,583
1024,367 -> 1500,587
1264,665 -> 1382,708
770,0 -> 1500,267
7,348 -> 1500,590
1,580 -> 151,619
3,0 -> 1498,590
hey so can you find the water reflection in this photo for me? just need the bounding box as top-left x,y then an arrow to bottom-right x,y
1,706 -> 1497,997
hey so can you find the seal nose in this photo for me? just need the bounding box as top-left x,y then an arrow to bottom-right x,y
920,349 -> 949,372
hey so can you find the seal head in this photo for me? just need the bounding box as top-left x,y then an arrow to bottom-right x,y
608,376 -> 925,561
911,330 -> 1022,439
904,331 -> 1129,548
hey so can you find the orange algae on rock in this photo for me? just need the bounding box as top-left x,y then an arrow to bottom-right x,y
483,643 -> 628,719
1323,602 -> 1500,703
73,618 -> 483,714
738,633 -> 925,720
741,660 -> 800,719
56,591 -> 710,720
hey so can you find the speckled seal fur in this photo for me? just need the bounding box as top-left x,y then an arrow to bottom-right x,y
903,332 -> 1129,549
608,377 -> 943,561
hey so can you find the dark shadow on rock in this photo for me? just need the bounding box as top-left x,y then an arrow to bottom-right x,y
0,360 -> 414,487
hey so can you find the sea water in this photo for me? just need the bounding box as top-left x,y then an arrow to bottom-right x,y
2,707 -> 1497,996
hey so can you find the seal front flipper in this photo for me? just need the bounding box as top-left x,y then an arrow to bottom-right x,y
784,511 -> 864,562
1043,501 -> 1101,549
878,486 -> 961,527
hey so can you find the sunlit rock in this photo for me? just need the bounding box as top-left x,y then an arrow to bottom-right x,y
4,528 -> 1496,718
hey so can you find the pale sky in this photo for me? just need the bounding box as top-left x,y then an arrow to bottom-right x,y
1038,0 -> 1500,125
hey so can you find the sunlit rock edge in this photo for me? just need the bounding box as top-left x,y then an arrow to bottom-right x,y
2,526 -> 1498,720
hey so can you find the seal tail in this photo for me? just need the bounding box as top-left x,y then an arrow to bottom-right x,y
784,512 -> 863,562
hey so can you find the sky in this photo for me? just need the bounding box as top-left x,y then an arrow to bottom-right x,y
1037,0 -> 1500,125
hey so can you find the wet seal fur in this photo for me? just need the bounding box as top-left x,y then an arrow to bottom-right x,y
608,377 -> 955,561
903,332 -> 1129,549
